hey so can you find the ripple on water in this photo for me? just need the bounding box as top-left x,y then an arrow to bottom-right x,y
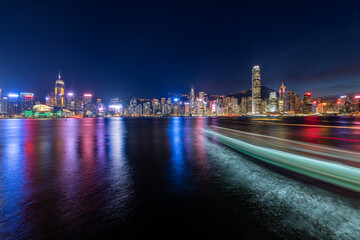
205,138 -> 360,240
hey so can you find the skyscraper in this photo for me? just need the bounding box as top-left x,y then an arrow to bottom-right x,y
251,66 -> 261,114
190,87 -> 195,115
279,83 -> 286,99
55,71 -> 65,107
303,92 -> 312,114
269,92 -> 277,112
20,92 -> 34,115
199,91 -> 205,115
66,92 -> 75,110
7,93 -> 20,116
83,94 -> 92,105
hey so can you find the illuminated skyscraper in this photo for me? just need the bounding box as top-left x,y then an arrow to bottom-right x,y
130,97 -> 137,115
2,97 -> 8,114
190,87 -> 195,115
199,92 -> 205,115
7,93 -> 20,115
20,92 -> 34,115
55,71 -> 65,107
83,93 -> 92,105
284,90 -> 298,114
152,99 -> 160,115
251,66 -> 261,114
66,92 -> 75,110
279,83 -> 286,99
269,92 -> 277,112
303,92 -> 312,114
143,102 -> 151,116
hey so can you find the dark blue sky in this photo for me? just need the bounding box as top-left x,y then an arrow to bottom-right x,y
1,0 -> 360,99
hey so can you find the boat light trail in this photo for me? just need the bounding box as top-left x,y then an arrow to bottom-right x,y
222,119 -> 360,130
203,127 -> 360,193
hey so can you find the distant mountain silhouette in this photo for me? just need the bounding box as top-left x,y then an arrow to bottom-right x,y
228,86 -> 276,102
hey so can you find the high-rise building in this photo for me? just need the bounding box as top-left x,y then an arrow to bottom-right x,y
2,97 -> 8,114
136,104 -> 142,116
83,94 -> 92,105
130,97 -> 137,115
184,102 -> 190,116
55,71 -> 65,107
303,92 -> 312,114
240,96 -> 252,115
279,83 -> 286,99
161,97 -> 166,105
284,90 -> 295,113
251,66 -> 261,114
231,97 -> 239,115
190,87 -> 195,115
66,92 -> 75,110
198,92 -> 205,115
7,93 -> 20,115
269,92 -> 277,112
152,99 -> 160,115
294,94 -> 302,114
46,92 -> 56,107
143,102 -> 151,116
20,92 -> 34,115
95,99 -> 106,116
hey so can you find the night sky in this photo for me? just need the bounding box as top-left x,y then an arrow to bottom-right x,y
1,0 -> 360,100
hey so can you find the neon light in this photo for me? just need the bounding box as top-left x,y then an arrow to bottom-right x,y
174,98 -> 179,102
67,93 -> 74,96
355,96 -> 360,99
313,101 -> 317,104
305,92 -> 311,96
340,95 -> 345,99
8,93 -> 19,98
84,94 -> 92,97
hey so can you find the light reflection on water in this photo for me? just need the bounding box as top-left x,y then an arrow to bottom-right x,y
205,138 -> 360,239
0,117 -> 359,239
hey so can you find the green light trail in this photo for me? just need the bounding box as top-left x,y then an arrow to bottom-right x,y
204,128 -> 360,192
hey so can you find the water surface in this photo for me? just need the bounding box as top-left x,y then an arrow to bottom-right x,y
0,117 -> 360,239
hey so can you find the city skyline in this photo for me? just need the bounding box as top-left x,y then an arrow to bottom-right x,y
1,1 -> 360,98
1,67 -> 360,102
1,65 -> 359,118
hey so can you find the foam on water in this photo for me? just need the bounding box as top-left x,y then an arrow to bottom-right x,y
205,138 -> 360,239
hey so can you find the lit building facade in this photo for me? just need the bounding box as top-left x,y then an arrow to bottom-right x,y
269,92 -> 277,112
303,92 -> 312,114
190,87 -> 195,115
55,72 -> 65,107
20,92 -> 34,115
66,93 -> 75,110
7,93 -> 20,115
251,66 -> 261,114
279,83 -> 286,99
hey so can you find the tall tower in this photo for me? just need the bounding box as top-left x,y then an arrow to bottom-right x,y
190,87 -> 195,115
279,82 -> 286,99
55,71 -> 65,107
251,66 -> 261,114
